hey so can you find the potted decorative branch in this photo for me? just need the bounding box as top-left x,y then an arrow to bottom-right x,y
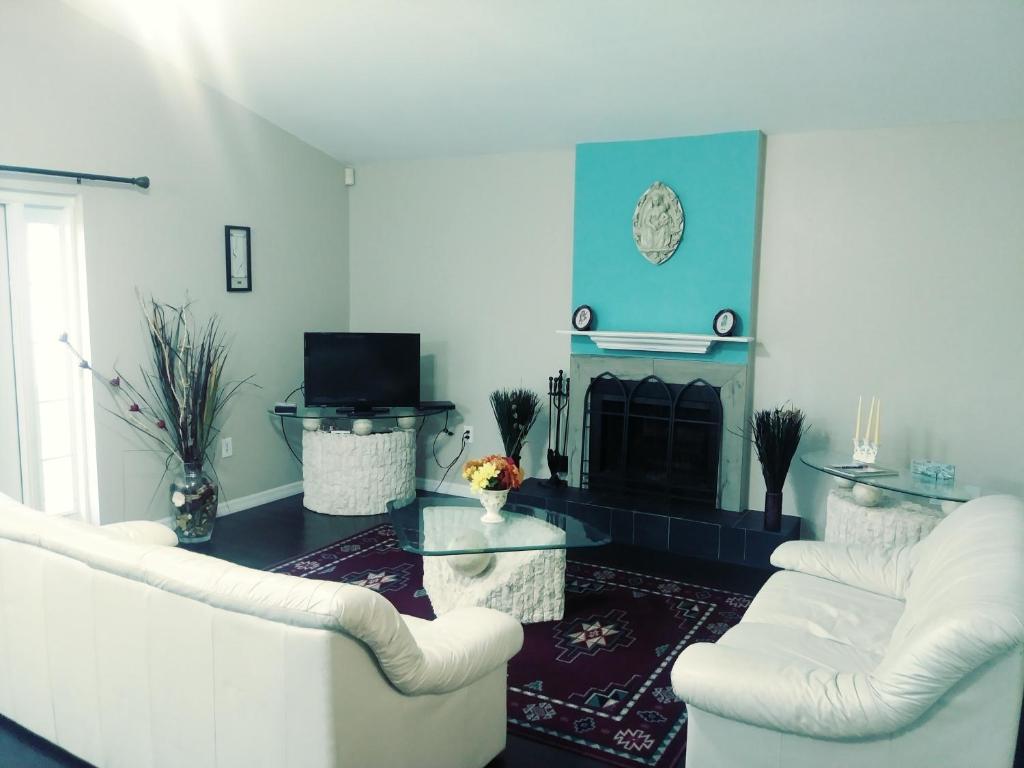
749,405 -> 807,531
62,297 -> 253,543
489,388 -> 541,466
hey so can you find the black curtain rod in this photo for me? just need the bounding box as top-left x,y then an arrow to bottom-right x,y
0,164 -> 150,189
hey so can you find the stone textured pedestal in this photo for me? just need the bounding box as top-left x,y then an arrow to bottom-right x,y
302,429 -> 415,516
825,488 -> 946,548
421,509 -> 567,623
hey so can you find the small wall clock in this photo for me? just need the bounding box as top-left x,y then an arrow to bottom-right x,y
225,225 -> 252,292
713,308 -> 737,337
572,305 -> 595,331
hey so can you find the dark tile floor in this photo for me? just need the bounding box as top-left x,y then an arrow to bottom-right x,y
2,494 -> 1021,767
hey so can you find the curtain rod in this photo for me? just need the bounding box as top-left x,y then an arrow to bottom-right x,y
0,164 -> 150,189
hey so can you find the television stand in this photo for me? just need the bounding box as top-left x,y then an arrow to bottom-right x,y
269,402 -> 455,515
334,406 -> 390,417
302,429 -> 416,516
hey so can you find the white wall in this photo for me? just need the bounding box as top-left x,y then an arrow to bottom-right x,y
1,0 -> 349,522
9,8 -> 1018,535
349,123 -> 1024,537
753,121 -> 1024,537
349,152 -> 574,487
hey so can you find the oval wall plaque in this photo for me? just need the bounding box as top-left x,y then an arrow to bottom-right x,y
632,181 -> 684,266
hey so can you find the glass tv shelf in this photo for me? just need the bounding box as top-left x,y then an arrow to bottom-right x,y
800,450 -> 977,503
270,401 -> 454,422
388,496 -> 611,555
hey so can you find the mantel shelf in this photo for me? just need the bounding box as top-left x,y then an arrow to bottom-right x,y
557,329 -> 753,355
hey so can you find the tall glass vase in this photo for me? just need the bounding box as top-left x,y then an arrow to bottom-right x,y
170,462 -> 218,543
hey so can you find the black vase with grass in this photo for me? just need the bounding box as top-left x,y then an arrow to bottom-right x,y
489,388 -> 541,466
749,405 -> 807,531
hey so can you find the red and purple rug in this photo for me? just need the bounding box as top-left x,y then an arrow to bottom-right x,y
269,524 -> 751,768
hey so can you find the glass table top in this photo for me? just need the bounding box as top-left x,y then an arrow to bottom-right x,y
800,450 -> 977,503
388,496 -> 611,556
269,401 -> 454,422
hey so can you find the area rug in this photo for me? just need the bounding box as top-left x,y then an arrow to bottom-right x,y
269,525 -> 752,768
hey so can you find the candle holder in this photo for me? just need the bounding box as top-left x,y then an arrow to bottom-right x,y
852,437 -> 878,464
851,395 -> 881,464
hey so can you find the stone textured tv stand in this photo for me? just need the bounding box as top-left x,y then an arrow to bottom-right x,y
302,429 -> 416,515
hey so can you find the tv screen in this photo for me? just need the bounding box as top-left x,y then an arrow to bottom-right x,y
304,332 -> 420,408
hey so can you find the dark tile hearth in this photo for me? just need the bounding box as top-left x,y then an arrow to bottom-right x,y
511,478 -> 800,569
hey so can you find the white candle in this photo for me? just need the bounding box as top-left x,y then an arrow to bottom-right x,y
874,399 -> 881,444
865,397 -> 876,444
855,396 -> 863,441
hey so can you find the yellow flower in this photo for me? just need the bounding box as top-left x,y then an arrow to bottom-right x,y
469,461 -> 499,492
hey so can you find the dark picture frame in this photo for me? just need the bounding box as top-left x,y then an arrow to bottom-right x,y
224,225 -> 252,292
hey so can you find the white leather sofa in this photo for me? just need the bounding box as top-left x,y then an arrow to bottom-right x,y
672,494 -> 1024,767
0,492 -> 524,768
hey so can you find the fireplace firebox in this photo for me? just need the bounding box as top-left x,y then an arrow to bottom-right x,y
580,373 -> 723,506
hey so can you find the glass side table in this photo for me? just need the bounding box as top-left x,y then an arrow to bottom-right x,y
800,451 -> 979,548
388,497 -> 610,623
800,451 -> 976,504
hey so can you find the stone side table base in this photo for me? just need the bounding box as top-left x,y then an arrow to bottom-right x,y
302,429 -> 415,516
423,548 -> 566,624
825,488 -> 946,548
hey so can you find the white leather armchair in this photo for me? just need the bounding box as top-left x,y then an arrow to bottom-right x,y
672,494 -> 1024,767
0,493 -> 524,768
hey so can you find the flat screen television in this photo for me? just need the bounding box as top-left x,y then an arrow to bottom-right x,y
304,332 -> 420,409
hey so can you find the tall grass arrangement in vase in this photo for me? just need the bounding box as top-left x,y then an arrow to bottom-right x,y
62,296 -> 254,542
749,405 -> 808,531
489,388 -> 542,466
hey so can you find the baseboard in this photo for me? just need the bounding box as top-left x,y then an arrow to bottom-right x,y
157,477 -> 460,528
216,480 -> 304,517
416,477 -> 474,498
156,480 -> 304,528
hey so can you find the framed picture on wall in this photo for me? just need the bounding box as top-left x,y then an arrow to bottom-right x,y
225,225 -> 252,292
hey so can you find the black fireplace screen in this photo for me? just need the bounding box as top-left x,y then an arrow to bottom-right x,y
580,373 -> 723,506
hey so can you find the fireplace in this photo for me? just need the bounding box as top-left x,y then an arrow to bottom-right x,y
567,355 -> 751,512
581,374 -> 723,506
511,354 -> 793,563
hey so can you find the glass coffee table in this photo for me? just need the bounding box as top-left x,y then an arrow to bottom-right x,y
388,496 -> 610,623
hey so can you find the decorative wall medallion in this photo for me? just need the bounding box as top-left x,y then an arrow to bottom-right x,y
632,181 -> 684,266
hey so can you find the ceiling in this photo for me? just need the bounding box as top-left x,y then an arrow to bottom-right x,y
61,0 -> 1024,162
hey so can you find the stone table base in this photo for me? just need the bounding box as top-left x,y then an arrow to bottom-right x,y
825,488 -> 946,548
302,429 -> 415,516
421,508 -> 567,623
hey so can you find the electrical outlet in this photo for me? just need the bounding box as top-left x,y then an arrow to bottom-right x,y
462,426 -> 473,444
221,437 -> 233,458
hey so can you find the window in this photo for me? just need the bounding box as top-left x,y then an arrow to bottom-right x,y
0,194 -> 97,521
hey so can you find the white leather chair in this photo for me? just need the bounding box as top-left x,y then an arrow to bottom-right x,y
0,493 -> 524,768
672,494 -> 1024,767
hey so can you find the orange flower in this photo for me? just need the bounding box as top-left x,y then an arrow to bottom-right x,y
463,454 -> 524,490
462,458 -> 484,480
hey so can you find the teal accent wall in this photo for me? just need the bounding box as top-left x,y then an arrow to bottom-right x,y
571,131 -> 764,363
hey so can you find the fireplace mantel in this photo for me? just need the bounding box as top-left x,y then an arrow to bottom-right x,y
557,330 -> 752,355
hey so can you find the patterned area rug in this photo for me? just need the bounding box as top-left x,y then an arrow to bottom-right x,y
269,525 -> 752,768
